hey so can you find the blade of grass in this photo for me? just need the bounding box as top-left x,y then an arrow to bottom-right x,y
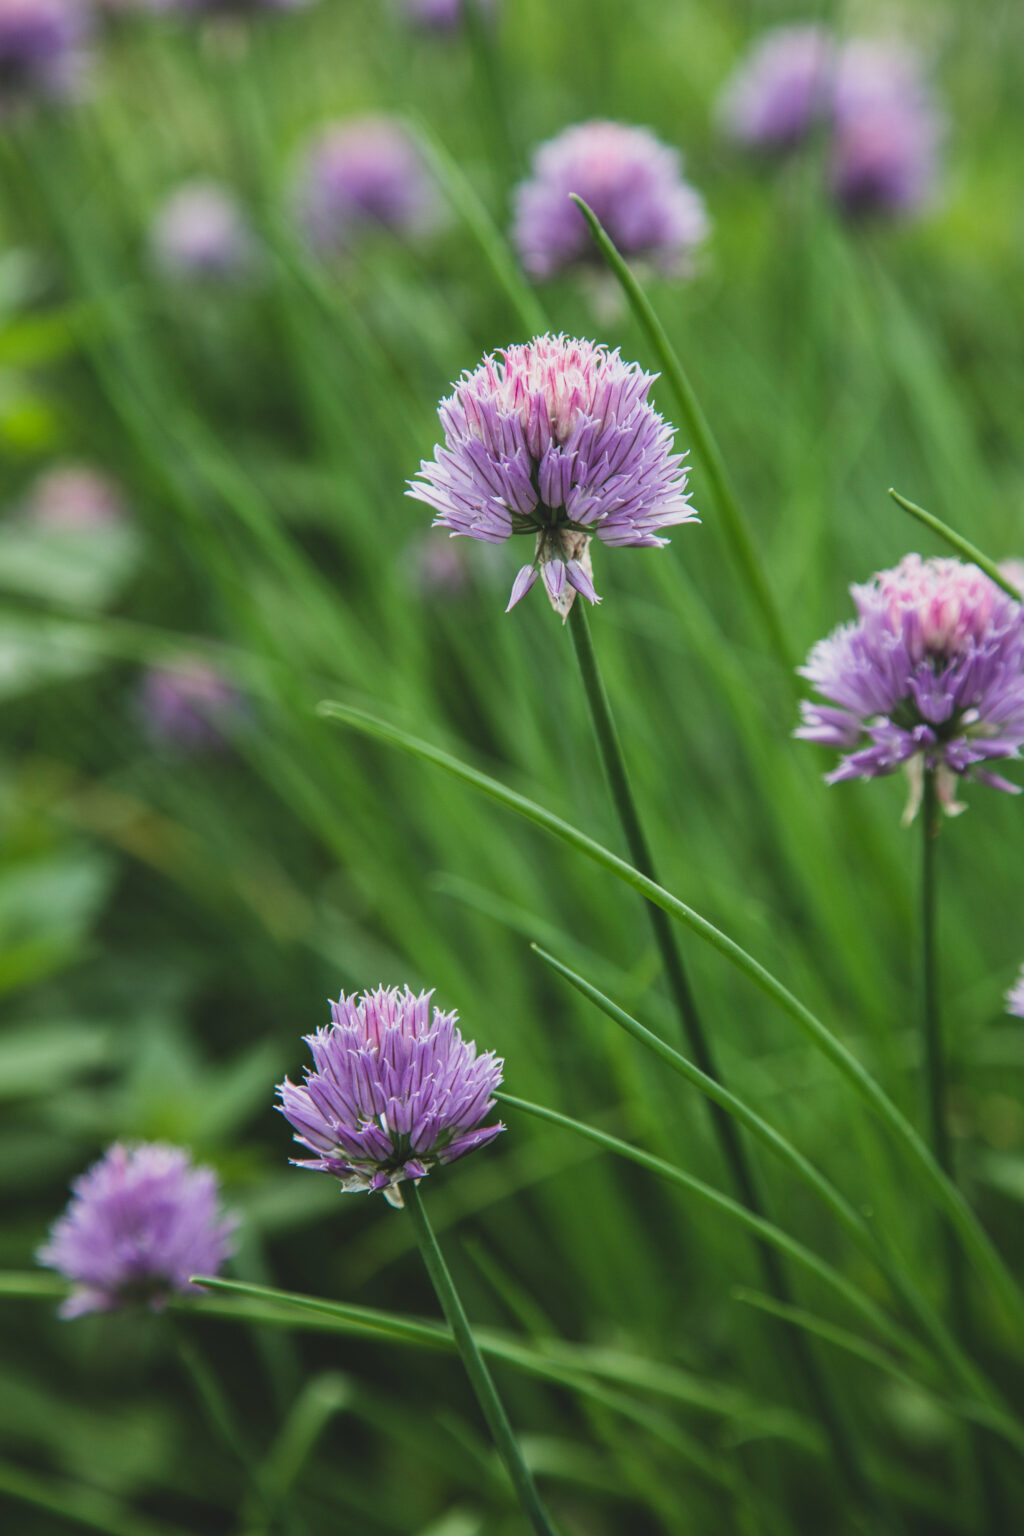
889,489 -> 1021,599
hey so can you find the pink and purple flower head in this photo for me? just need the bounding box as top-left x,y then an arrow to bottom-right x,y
295,116 -> 438,253
828,41 -> 943,218
277,985 -> 505,1207
718,25 -> 836,153
0,0 -> 89,112
24,463 -> 124,530
408,333 -> 697,617
718,28 -> 942,218
37,1142 -> 237,1318
139,656 -> 243,753
403,0 -> 495,30
797,554 -> 1024,821
512,120 -> 708,282
149,181 -> 256,284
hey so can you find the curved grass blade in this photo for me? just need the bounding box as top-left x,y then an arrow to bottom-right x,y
888,489 -> 1021,600
569,193 -> 794,672
497,1094 -> 916,1356
731,1289 -> 1024,1457
316,698 -> 1024,1328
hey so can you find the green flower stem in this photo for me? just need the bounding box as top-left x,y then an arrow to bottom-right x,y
404,1181 -> 559,1536
921,772 -> 1005,1531
570,194 -> 796,673
889,489 -> 1021,601
565,599 -> 877,1518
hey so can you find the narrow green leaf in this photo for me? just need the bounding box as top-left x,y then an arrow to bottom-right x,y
888,488 -> 1021,599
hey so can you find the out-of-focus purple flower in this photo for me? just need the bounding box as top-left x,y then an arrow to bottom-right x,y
513,120 -> 708,282
829,41 -> 943,218
296,117 -> 438,253
1006,967 -> 1024,1019
0,0 -> 89,112
153,0 -> 310,15
277,985 -> 504,1207
408,534 -> 472,596
717,25 -> 836,151
403,0 -> 495,29
797,554 -> 1024,821
408,334 -> 697,617
37,1143 -> 237,1318
149,182 -> 256,283
139,656 -> 243,752
24,464 -> 125,530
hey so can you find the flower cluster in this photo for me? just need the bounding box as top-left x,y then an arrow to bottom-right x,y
0,0 -> 89,112
150,182 -> 256,284
797,555 -> 1024,818
408,333 -> 696,616
37,1143 -> 237,1318
277,986 -> 504,1206
512,120 -> 708,281
718,27 -> 943,218
295,117 -> 437,253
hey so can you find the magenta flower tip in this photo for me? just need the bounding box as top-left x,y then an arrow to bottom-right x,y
276,985 -> 505,1205
37,1142 -> 237,1318
797,554 -> 1024,817
409,333 -> 697,615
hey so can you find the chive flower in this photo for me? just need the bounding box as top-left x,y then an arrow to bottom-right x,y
150,181 -> 256,284
24,463 -> 124,530
1006,968 -> 1024,1020
717,25 -> 835,152
797,554 -> 1024,820
403,0 -> 495,29
408,333 -> 697,616
295,117 -> 437,253
0,0 -> 88,112
37,1143 -> 237,1318
512,120 -> 708,281
277,986 -> 504,1207
139,656 -> 243,752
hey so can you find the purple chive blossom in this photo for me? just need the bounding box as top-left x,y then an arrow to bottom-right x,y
513,120 -> 708,281
797,554 -> 1024,822
403,0 -> 495,30
829,41 -> 943,218
1006,968 -> 1024,1019
716,25 -> 836,151
295,117 -> 437,253
408,334 -> 697,618
37,1143 -> 237,1319
139,656 -> 243,752
277,985 -> 505,1208
24,463 -> 125,530
149,182 -> 256,283
0,0 -> 89,112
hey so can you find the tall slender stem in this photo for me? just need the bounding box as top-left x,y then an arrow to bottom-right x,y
920,772 -> 967,1330
921,773 -> 1004,1531
404,1181 -> 559,1536
566,599 -> 876,1514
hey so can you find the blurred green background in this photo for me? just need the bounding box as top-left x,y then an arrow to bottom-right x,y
1,0 -> 1024,1532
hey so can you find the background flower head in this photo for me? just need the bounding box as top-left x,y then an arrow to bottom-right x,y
139,656 -> 243,752
0,0 -> 89,112
295,117 -> 438,253
403,0 -> 495,30
408,333 -> 697,616
37,1142 -> 237,1318
829,41 -> 943,218
797,554 -> 1024,817
23,463 -> 125,530
149,181 -> 257,284
1006,966 -> 1024,1019
716,24 -> 835,151
512,120 -> 708,280
277,985 -> 504,1206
